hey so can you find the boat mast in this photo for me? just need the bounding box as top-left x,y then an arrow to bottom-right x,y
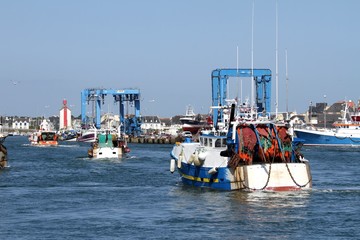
275,0 -> 279,117
237,46 -> 242,105
286,49 -> 289,114
251,0 -> 255,116
236,46 -> 239,103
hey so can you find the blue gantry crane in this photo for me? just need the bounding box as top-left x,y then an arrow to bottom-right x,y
211,68 -> 272,127
81,88 -> 142,136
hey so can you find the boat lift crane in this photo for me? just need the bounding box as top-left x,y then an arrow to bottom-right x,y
211,68 -> 272,127
81,88 -> 142,136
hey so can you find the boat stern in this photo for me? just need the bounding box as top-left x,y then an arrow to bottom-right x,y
237,162 -> 312,191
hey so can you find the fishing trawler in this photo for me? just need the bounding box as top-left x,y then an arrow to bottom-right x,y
28,119 -> 58,146
294,101 -> 360,146
179,105 -> 210,134
88,130 -> 130,159
169,68 -> 312,191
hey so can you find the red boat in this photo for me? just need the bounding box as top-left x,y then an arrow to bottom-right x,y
180,105 -> 210,134
29,131 -> 58,146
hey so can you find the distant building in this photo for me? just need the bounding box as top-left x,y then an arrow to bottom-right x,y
305,100 -> 356,128
49,116 -> 60,131
159,117 -> 175,136
11,117 -> 30,130
72,118 -> 82,130
141,116 -> 162,134
39,119 -> 55,131
101,113 -> 120,129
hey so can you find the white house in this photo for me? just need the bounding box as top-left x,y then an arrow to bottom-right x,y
12,117 -> 30,130
39,119 -> 55,131
141,116 -> 162,134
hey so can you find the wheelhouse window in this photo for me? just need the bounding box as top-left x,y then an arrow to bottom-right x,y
215,138 -> 227,148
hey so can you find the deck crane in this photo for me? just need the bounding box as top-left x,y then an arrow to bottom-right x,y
81,88 -> 142,136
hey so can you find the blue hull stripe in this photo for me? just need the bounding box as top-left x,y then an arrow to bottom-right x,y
178,163 -> 233,190
295,130 -> 360,145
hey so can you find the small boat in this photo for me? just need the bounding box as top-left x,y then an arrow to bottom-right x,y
58,129 -> 78,142
77,126 -> 97,143
28,119 -> 58,146
29,131 -> 58,146
0,133 -> 8,169
88,130 -> 130,159
180,105 -> 210,134
294,102 -> 360,146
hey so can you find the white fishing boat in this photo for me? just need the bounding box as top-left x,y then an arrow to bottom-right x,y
171,105 -> 312,191
58,129 -> 78,142
294,101 -> 360,146
87,130 -> 130,159
77,126 -> 97,143
169,68 -> 312,191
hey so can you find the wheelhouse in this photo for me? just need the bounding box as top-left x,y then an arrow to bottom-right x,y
199,133 -> 227,148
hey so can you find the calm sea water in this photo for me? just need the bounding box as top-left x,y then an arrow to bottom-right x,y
1,136 -> 360,239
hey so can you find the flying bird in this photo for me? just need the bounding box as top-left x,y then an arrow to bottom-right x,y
10,80 -> 20,85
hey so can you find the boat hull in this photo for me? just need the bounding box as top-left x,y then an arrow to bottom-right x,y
177,162 -> 312,191
89,147 -> 123,159
294,129 -> 360,146
77,133 -> 96,143
182,122 -> 209,134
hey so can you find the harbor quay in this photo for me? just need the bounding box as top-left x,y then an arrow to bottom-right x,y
127,135 -> 181,144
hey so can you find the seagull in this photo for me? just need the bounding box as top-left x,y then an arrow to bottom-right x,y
10,80 -> 20,85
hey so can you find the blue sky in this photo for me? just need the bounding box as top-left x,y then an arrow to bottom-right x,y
1,0 -> 359,118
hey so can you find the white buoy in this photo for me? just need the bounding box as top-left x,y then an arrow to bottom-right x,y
187,153 -> 195,164
208,167 -> 218,175
198,151 -> 207,161
193,152 -> 202,166
170,159 -> 175,173
177,156 -> 182,169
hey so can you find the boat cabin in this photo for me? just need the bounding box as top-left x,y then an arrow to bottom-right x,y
199,133 -> 227,148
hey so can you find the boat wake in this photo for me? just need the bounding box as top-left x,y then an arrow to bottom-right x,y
57,144 -> 81,148
313,188 -> 360,193
22,143 -> 58,147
